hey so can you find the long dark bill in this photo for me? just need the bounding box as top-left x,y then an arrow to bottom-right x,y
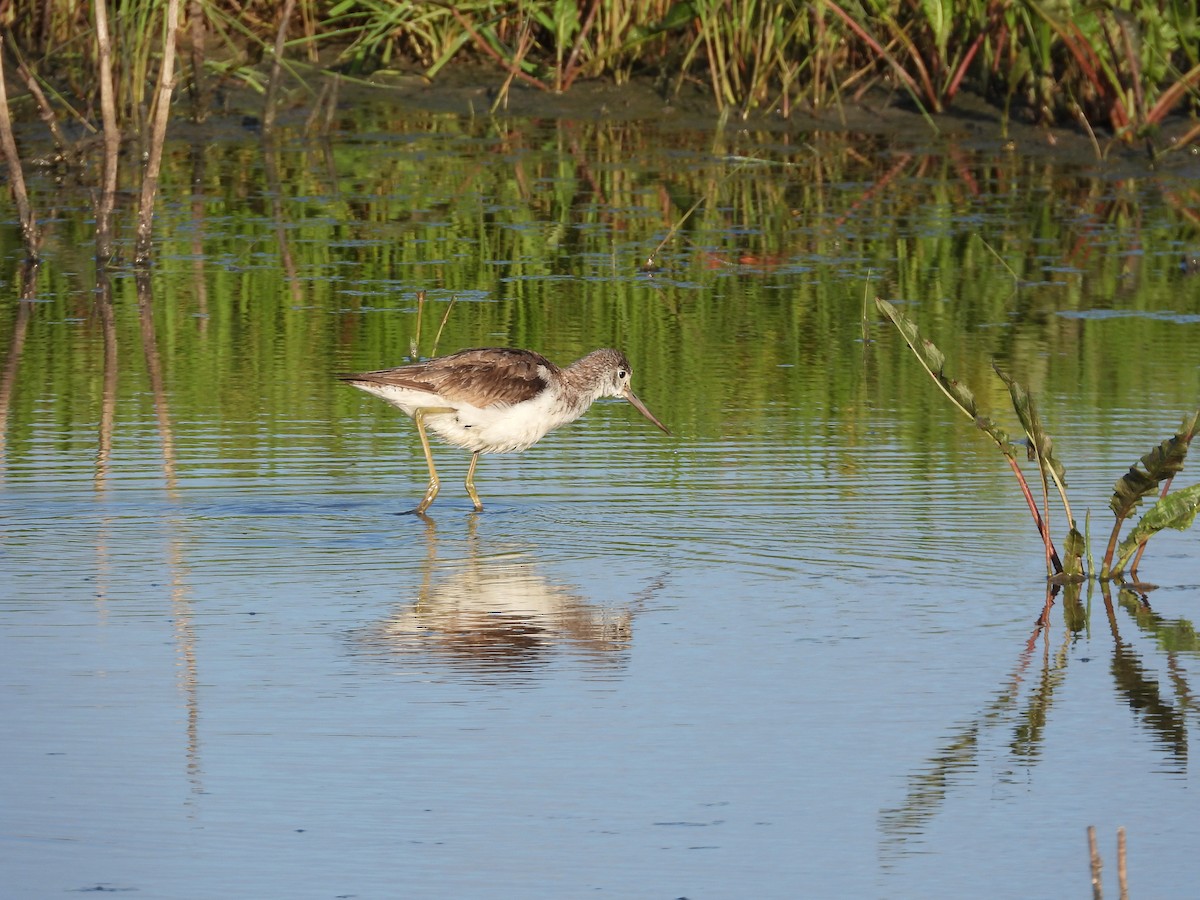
621,387 -> 670,436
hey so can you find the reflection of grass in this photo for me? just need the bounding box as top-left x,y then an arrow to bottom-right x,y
5,108 -> 1200,446
3,103 -> 1200,502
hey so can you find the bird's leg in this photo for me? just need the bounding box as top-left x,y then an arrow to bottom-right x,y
412,409 -> 441,515
464,450 -> 483,512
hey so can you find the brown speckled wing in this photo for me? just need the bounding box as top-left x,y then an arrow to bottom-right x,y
343,348 -> 555,408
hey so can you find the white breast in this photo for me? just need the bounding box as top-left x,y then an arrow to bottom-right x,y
427,388 -> 583,453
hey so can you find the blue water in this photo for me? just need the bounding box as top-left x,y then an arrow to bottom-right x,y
3,93 -> 1200,899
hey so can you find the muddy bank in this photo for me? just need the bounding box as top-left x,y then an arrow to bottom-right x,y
8,59 -> 1198,178
301,65 -> 1200,174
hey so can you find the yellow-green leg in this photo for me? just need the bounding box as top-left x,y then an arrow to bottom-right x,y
412,410 -> 441,515
465,450 -> 483,512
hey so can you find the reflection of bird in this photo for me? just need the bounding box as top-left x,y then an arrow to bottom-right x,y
375,558 -> 634,676
340,347 -> 670,514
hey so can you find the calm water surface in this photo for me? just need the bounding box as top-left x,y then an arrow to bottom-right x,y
2,88 -> 1200,898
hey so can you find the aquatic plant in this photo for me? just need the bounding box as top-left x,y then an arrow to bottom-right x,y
1104,412 -> 1199,579
875,297 -> 1200,583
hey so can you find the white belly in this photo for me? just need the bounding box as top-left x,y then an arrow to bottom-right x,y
359,383 -> 583,453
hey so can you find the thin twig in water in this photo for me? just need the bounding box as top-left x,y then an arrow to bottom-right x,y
135,0 -> 182,266
646,157 -> 757,267
1089,825 -> 1104,900
861,271 -> 875,346
646,192 -> 706,268
1117,827 -> 1128,900
410,290 -> 427,360
431,296 -> 457,358
977,235 -> 1018,283
1071,98 -> 1104,161
0,45 -> 39,257
264,0 -> 297,132
93,0 -> 121,265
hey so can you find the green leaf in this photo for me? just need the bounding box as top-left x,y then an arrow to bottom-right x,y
1062,527 -> 1085,577
992,364 -> 1067,487
1112,483 -> 1200,575
993,362 -> 1076,532
1084,509 -> 1095,578
659,2 -> 699,31
874,298 -> 1019,457
1109,410 -> 1199,519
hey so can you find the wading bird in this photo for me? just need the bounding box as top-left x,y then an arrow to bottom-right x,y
340,347 -> 669,514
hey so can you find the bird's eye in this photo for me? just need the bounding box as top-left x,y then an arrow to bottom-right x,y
618,369 -> 628,379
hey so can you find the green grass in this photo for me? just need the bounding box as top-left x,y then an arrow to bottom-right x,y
2,1 -> 1198,145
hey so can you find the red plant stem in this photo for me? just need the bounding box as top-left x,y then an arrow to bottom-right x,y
1101,516 -> 1123,578
1143,62 -> 1200,127
450,6 -> 550,92
1004,454 -> 1063,573
819,1 -> 921,98
562,0 -> 601,92
945,29 -> 986,103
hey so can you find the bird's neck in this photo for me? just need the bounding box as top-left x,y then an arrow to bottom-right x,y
560,353 -> 610,400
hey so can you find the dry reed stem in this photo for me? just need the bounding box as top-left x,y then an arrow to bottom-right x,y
135,0 -> 182,265
0,45 -> 39,256
187,0 -> 210,122
264,0 -> 297,132
93,0 -> 121,264
1089,825 -> 1103,900
4,39 -> 72,151
411,290 -> 426,360
1117,827 -> 1128,900
449,6 -> 549,95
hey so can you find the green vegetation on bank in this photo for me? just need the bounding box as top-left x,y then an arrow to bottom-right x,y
3,1 -> 1199,140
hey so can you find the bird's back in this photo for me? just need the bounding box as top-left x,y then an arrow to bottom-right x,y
340,348 -> 558,414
